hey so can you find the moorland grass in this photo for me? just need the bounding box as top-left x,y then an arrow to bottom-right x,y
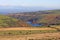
0,30 -> 58,36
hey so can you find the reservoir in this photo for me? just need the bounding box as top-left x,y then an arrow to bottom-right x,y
27,21 -> 43,27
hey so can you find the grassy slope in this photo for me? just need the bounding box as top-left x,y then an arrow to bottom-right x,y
0,15 -> 31,27
37,10 -> 60,25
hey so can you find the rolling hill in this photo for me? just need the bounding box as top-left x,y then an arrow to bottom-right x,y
8,10 -> 60,26
0,15 -> 31,27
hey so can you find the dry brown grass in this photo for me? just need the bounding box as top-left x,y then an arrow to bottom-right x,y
0,26 -> 59,40
0,27 -> 57,31
0,32 -> 60,40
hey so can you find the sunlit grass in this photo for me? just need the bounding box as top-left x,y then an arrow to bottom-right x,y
0,30 -> 58,36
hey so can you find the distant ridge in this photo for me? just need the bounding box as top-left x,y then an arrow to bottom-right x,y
0,6 -> 54,14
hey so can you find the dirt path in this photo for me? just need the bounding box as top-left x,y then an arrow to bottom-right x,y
0,27 -> 56,31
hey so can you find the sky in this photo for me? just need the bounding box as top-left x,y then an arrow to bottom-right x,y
0,0 -> 60,9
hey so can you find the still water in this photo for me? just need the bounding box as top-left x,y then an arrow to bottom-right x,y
27,21 -> 42,26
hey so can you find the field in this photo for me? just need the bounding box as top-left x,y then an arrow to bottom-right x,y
0,26 -> 60,40
0,32 -> 60,40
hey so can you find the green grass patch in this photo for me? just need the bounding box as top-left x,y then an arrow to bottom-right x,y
0,30 -> 58,36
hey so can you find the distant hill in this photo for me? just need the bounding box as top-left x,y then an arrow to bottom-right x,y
8,9 -> 60,26
37,10 -> 60,26
38,14 -> 60,24
0,6 -> 54,14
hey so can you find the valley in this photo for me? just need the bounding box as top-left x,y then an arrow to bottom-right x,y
7,10 -> 60,27
0,10 -> 60,40
0,0 -> 60,40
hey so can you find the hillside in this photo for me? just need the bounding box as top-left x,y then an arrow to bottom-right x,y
8,10 -> 60,26
0,15 -> 31,27
37,10 -> 60,26
38,14 -> 60,25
